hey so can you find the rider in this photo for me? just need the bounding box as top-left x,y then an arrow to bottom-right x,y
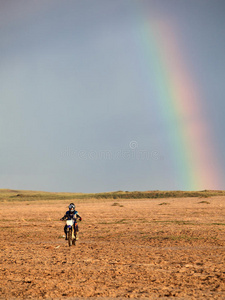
60,203 -> 82,240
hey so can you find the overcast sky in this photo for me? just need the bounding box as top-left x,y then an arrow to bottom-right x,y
1,0 -> 225,192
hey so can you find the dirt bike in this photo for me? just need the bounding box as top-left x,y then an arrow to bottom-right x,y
65,218 -> 78,247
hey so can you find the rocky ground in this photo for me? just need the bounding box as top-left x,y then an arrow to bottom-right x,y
0,197 -> 225,299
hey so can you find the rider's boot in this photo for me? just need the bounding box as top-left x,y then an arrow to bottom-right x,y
75,233 -> 79,241
64,226 -> 68,240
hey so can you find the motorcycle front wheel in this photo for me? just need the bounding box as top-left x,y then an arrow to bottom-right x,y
68,228 -> 72,247
72,231 -> 76,245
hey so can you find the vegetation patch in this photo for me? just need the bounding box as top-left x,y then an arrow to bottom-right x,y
153,220 -> 195,225
112,202 -> 124,207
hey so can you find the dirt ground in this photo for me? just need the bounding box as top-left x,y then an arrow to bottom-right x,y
0,197 -> 225,299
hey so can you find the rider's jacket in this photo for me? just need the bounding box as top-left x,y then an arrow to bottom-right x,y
61,210 -> 81,221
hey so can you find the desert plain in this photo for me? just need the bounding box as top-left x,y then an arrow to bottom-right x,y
0,195 -> 225,299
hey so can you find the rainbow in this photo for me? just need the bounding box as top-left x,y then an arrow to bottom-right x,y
135,14 -> 222,190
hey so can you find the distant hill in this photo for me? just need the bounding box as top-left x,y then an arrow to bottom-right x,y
0,189 -> 225,202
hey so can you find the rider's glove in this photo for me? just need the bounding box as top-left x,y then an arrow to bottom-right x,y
79,217 -> 82,221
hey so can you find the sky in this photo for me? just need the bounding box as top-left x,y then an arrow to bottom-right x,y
1,0 -> 225,193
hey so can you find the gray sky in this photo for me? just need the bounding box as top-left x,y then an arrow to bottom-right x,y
1,0 -> 225,192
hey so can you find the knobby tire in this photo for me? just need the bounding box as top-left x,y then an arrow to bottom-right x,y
72,231 -> 76,246
68,229 -> 72,247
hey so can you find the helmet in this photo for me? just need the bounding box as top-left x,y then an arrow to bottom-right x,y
69,203 -> 75,212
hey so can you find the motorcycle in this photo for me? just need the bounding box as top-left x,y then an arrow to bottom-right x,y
65,218 -> 78,246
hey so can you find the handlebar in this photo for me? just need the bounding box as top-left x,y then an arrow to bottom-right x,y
60,217 -> 82,221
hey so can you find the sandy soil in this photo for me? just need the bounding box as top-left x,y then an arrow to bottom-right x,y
0,197 -> 225,299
